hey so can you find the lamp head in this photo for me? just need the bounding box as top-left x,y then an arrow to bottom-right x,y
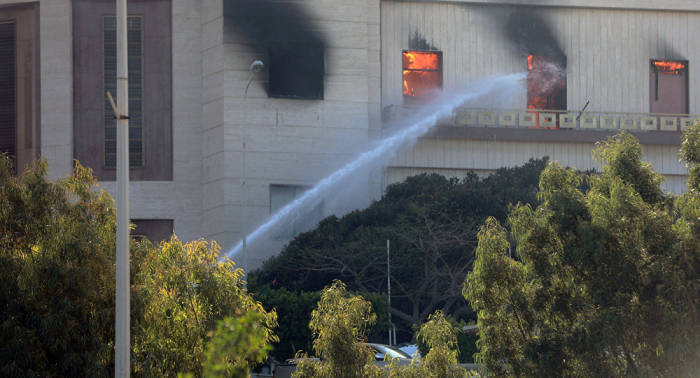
250,60 -> 264,73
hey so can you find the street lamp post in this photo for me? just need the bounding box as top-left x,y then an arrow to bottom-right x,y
242,60 -> 264,278
115,0 -> 130,376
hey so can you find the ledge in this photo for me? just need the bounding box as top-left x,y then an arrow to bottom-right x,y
389,0 -> 700,12
427,126 -> 683,146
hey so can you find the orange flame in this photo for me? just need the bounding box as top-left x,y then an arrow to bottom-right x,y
527,55 -> 566,128
403,51 -> 440,97
652,60 -> 686,72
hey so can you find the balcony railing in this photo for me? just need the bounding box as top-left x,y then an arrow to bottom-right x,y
383,106 -> 700,133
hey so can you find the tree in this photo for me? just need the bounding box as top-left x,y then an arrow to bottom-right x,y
293,281 -> 384,378
253,158 -> 548,336
1,156 -> 117,376
248,283 -> 390,361
464,131 -> 700,377
131,237 -> 278,377
0,155 -> 277,377
415,315 -> 478,364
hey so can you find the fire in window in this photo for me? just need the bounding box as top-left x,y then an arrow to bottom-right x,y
527,54 -> 566,124
403,51 -> 442,104
650,60 -> 688,115
269,44 -> 324,99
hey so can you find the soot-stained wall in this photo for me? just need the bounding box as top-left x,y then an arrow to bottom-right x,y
224,0 -> 328,99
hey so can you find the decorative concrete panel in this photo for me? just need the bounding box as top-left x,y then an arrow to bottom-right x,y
641,116 -> 658,131
660,117 -> 678,131
457,109 -> 476,126
538,113 -> 557,128
580,115 -> 597,129
559,114 -> 576,129
600,115 -> 617,130
478,111 -> 495,126
518,112 -> 536,127
620,116 -> 637,130
498,112 -> 516,126
680,117 -> 695,131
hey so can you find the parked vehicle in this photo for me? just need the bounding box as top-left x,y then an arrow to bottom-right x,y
272,343 -> 413,378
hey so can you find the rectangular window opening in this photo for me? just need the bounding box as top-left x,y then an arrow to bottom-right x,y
527,55 -> 566,128
0,21 -> 16,171
268,44 -> 324,99
103,15 -> 144,168
650,60 -> 688,119
403,51 -> 442,105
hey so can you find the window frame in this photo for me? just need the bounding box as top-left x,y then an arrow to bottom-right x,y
0,20 -> 16,170
402,50 -> 443,103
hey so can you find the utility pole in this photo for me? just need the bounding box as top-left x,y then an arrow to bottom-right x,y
387,239 -> 392,345
115,0 -> 130,375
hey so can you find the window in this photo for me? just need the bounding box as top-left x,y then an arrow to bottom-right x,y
403,51 -> 442,105
650,60 -> 688,116
131,219 -> 174,243
527,55 -> 566,128
268,44 -> 324,99
103,15 -> 143,167
73,0 -> 172,181
0,21 -> 15,167
270,184 -> 323,240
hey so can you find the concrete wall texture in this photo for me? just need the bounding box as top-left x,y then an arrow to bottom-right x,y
0,0 -> 696,269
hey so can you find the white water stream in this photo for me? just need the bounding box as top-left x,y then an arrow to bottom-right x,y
226,73 -> 526,260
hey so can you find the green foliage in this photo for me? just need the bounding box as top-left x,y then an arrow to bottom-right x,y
0,157 -> 117,377
0,155 -> 278,377
416,316 -> 478,363
680,121 -> 700,190
253,158 -> 548,336
178,313 -> 272,378
250,283 -> 390,360
388,311 -> 473,378
294,281 -> 384,378
464,131 -> 700,377
131,237 -> 278,377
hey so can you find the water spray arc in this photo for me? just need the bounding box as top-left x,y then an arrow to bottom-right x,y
226,73 -> 526,260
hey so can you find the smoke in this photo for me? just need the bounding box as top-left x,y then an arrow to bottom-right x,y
224,0 -> 327,98
507,9 -> 566,66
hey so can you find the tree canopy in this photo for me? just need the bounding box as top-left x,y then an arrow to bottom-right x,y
0,156 -> 276,377
465,131 -> 700,377
252,158 -> 548,336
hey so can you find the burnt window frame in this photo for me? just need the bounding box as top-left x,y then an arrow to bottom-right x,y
402,50 -> 443,103
650,59 -> 689,115
102,15 -> 144,168
0,20 -> 16,170
268,43 -> 325,100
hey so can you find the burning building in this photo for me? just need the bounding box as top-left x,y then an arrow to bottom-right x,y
1,0 -> 699,267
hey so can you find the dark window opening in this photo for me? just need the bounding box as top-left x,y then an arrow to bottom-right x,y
650,60 -> 688,117
268,44 -> 324,99
103,15 -> 144,167
0,21 -> 16,169
403,51 -> 442,105
527,55 -> 566,128
131,219 -> 174,244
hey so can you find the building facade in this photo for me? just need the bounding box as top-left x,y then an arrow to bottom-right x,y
0,0 -> 697,269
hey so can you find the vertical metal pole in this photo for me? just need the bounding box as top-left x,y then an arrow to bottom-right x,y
387,239 -> 391,345
115,0 -> 130,376
242,72 -> 256,282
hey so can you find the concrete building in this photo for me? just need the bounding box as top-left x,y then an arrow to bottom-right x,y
0,0 -> 698,269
